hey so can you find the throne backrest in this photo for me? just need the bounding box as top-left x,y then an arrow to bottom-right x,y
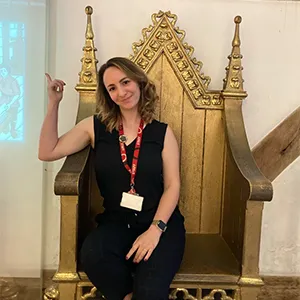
129,12 -> 226,234
76,9 -> 245,235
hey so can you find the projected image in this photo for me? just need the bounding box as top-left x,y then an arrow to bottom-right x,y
0,22 -> 25,141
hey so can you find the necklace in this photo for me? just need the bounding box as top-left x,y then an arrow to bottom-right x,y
118,118 -> 144,144
119,134 -> 127,143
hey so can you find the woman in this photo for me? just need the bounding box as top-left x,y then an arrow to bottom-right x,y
39,57 -> 185,300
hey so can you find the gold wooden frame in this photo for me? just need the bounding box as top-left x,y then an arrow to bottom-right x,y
44,7 -> 272,300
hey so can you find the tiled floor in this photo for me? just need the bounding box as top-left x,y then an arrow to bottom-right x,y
0,278 -> 42,300
18,286 -> 41,300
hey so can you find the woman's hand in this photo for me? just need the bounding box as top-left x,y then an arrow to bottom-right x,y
45,73 -> 65,104
126,225 -> 162,263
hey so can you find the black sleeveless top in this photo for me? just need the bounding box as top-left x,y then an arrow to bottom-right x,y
93,115 -> 168,224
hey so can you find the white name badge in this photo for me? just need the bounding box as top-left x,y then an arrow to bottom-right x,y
120,192 -> 144,211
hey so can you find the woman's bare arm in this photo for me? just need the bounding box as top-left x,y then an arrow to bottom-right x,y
38,74 -> 94,161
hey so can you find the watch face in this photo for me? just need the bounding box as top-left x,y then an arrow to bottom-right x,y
158,221 -> 167,232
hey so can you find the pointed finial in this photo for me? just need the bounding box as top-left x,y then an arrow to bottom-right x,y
222,15 -> 247,98
76,6 -> 98,91
233,16 -> 242,47
85,6 -> 94,40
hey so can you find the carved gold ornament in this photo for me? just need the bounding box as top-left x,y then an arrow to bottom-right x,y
43,285 -> 59,300
76,6 -> 98,91
222,16 -> 247,99
129,11 -> 224,109
81,286 -> 106,300
169,288 -> 238,300
202,289 -> 234,300
169,288 -> 198,299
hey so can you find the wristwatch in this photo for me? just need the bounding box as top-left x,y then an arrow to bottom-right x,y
152,220 -> 167,232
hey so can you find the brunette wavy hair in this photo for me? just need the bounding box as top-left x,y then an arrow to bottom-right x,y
96,57 -> 158,132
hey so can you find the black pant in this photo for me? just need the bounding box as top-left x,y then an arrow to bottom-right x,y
80,210 -> 185,300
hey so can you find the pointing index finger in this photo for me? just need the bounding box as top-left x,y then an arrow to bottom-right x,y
45,73 -> 52,83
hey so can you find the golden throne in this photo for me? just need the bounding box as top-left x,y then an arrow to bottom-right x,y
46,7 -> 273,300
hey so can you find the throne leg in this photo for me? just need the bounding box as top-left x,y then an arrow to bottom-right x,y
58,283 -> 77,300
240,286 -> 261,300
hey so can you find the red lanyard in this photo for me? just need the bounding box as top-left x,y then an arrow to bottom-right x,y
119,119 -> 144,194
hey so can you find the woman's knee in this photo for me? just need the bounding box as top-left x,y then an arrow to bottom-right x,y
80,229 -> 106,268
80,224 -> 130,271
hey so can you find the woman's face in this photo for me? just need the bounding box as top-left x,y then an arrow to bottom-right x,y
103,66 -> 141,112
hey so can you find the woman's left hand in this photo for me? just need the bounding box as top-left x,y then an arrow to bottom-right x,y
126,225 -> 162,263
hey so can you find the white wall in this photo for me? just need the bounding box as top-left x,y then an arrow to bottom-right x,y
44,0 -> 300,275
0,0 -> 48,278
260,156 -> 300,275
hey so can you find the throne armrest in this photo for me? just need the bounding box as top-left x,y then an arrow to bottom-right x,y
54,147 -> 91,196
224,99 -> 273,202
52,147 -> 91,279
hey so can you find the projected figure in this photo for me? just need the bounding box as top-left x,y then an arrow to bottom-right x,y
0,64 -> 21,139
